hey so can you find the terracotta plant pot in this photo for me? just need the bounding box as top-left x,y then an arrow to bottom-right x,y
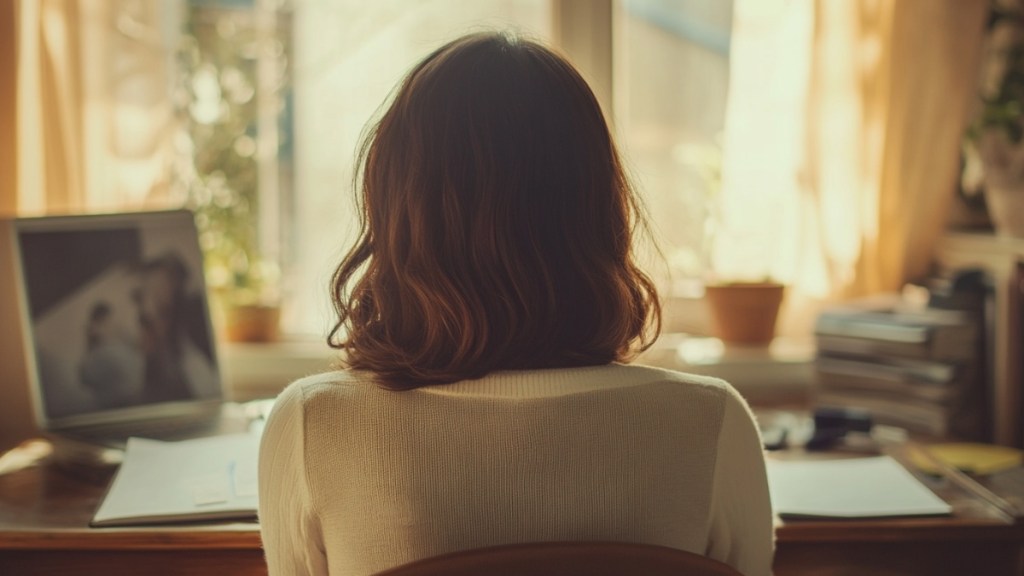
703,282 -> 785,345
224,304 -> 281,343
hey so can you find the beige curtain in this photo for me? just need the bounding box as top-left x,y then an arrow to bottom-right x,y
15,0 -> 178,216
1,3 -> 15,216
720,0 -> 987,333
836,0 -> 989,295
18,0 -> 86,213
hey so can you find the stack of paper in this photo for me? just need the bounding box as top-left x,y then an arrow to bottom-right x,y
91,432 -> 260,527
767,455 -> 952,519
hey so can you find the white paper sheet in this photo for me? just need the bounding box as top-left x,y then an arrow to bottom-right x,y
91,432 -> 261,527
767,455 -> 952,519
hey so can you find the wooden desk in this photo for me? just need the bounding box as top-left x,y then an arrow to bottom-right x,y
771,447 -> 1024,576
1,441 -> 1022,576
0,441 -> 264,576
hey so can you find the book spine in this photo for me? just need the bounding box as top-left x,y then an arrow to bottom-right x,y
816,391 -> 950,437
815,371 -> 954,403
815,303 -> 977,362
815,314 -> 930,344
816,355 -> 959,384
816,333 -> 974,361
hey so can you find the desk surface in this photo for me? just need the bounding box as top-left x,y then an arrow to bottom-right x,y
1,440 -> 1022,576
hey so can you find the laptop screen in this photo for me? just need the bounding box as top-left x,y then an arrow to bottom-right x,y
13,210 -> 222,430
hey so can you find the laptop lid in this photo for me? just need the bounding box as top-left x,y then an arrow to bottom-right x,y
11,210 -> 224,433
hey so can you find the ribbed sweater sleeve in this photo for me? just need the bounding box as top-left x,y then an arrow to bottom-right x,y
259,382 -> 328,576
704,386 -> 775,576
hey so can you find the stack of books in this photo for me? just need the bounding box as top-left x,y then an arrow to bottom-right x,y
814,296 -> 988,440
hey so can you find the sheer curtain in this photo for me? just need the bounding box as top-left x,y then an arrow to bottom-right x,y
719,0 -> 988,334
13,0 -> 178,216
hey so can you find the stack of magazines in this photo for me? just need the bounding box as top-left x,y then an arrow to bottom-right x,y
814,293 -> 988,441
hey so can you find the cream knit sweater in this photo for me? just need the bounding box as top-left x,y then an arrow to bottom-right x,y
258,363 -> 774,576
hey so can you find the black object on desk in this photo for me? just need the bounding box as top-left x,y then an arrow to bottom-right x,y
805,406 -> 873,450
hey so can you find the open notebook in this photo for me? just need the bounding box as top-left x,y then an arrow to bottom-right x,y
767,455 -> 952,519
91,432 -> 261,527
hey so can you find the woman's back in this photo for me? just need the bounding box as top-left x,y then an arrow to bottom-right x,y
258,31 -> 773,576
259,364 -> 773,575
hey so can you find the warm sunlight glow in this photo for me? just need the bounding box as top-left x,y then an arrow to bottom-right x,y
719,0 -> 891,297
718,0 -> 814,285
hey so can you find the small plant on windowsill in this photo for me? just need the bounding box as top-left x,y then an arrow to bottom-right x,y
178,157 -> 282,342
174,9 -> 282,343
675,137 -> 785,346
670,138 -> 722,282
192,195 -> 282,343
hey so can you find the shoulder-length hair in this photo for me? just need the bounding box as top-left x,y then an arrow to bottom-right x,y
328,32 -> 661,389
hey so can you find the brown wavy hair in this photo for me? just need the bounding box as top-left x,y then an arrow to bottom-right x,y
328,32 -> 661,389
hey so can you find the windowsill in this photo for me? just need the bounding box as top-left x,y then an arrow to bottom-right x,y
637,333 -> 815,408
219,338 -> 336,402
222,333 -> 816,407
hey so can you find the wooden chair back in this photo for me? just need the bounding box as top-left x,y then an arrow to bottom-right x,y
375,541 -> 744,576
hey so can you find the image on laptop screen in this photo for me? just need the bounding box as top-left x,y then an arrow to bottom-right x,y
13,210 -> 221,429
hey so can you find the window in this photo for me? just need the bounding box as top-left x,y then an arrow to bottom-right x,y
17,0 -> 732,339
277,0 -> 730,337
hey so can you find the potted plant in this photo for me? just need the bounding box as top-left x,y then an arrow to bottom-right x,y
675,139 -> 786,345
968,5 -> 1024,238
173,6 -> 283,342
192,197 -> 281,343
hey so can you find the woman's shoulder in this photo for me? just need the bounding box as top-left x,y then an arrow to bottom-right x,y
289,368 -> 373,388
273,369 -> 379,407
621,363 -> 725,385
617,363 -> 736,395
621,363 -> 752,413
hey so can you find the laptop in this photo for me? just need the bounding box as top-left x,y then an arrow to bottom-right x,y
9,210 -> 230,447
